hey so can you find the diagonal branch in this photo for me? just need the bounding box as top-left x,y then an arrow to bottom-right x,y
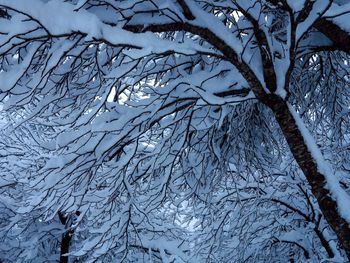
124,22 -> 268,102
314,18 -> 350,53
176,0 -> 195,20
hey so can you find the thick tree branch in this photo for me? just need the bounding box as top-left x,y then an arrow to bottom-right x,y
124,22 -> 268,102
234,3 -> 277,93
177,0 -> 195,20
314,18 -> 350,53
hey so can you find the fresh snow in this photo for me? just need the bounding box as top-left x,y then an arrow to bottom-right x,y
289,104 -> 350,224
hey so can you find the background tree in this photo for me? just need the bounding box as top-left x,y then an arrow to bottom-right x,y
0,0 -> 350,262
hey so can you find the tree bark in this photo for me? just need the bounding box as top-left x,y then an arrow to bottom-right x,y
265,96 -> 350,260
314,18 -> 350,53
58,212 -> 73,263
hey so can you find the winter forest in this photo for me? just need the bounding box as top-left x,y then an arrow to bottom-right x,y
1,0 -> 350,262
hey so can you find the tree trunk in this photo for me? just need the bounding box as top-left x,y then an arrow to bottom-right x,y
58,212 -> 73,263
266,96 -> 350,260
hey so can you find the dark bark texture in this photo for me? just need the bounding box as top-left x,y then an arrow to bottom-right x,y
58,212 -> 73,263
315,18 -> 350,53
266,96 -> 350,260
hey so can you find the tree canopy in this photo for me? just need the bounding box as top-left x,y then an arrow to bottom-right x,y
0,0 -> 350,262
